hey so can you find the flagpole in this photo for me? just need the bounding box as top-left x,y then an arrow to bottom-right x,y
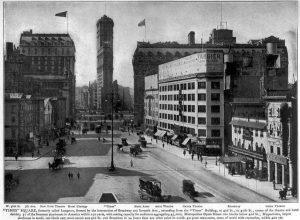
145,21 -> 147,42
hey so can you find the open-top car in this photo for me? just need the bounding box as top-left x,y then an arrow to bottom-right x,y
138,177 -> 171,202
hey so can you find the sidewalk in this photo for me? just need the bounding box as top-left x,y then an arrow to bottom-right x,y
143,135 -> 297,203
5,137 -> 65,161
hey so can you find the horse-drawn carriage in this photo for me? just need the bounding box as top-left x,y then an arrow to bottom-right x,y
49,157 -> 64,170
138,136 -> 147,148
130,144 -> 142,156
138,177 -> 171,202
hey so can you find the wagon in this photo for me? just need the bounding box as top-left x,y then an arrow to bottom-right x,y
138,177 -> 171,202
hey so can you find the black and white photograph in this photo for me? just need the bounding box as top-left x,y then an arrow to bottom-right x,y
2,0 -> 298,205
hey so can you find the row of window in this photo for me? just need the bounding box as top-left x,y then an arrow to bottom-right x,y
22,47 -> 72,56
159,81 -> 221,92
159,113 -> 221,125
233,126 -> 264,137
159,104 -> 220,113
159,93 -> 220,101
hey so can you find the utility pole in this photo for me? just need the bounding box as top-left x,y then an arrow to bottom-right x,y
108,90 -> 115,172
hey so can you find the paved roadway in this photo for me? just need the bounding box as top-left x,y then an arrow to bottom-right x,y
5,131 -> 273,203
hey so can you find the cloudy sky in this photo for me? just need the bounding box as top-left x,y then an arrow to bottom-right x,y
4,1 -> 298,88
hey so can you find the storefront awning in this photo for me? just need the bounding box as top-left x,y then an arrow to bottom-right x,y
159,130 -> 167,137
171,135 -> 178,141
154,131 -> 160,136
220,156 -> 243,163
229,120 -> 266,129
182,138 -> 190,146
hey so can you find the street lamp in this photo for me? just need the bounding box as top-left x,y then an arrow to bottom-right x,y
105,91 -> 115,172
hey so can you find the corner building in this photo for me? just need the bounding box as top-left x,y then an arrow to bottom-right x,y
158,51 -> 224,155
96,15 -> 114,113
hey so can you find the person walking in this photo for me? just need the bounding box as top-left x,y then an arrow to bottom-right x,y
68,172 -> 71,180
32,152 -> 34,158
183,150 -> 186,157
200,155 -> 203,163
162,143 -> 165,148
205,161 -> 208,168
197,153 -> 200,161
130,159 -> 133,167
77,172 -> 80,179
191,153 -> 194,160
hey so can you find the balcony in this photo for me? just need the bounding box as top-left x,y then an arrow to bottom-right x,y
228,145 -> 264,160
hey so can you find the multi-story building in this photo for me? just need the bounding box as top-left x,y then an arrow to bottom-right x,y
133,28 -> 288,154
229,114 -> 268,179
5,93 -> 35,155
4,42 -> 25,93
88,80 -> 98,112
263,93 -> 292,188
18,29 -> 76,121
50,97 -> 66,129
157,51 -> 224,154
144,74 -> 159,134
96,15 -> 114,113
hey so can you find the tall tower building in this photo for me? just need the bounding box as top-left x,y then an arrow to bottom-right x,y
96,15 -> 114,113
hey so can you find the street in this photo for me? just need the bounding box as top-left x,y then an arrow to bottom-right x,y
5,131 -> 274,203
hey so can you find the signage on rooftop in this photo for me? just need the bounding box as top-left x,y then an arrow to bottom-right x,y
159,51 -> 223,80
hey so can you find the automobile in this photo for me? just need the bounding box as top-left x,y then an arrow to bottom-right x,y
130,144 -> 142,155
138,177 -> 171,202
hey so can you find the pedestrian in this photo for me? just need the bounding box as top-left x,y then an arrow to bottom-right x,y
130,159 -> 133,167
68,172 -> 71,179
32,152 -> 34,158
151,138 -> 153,142
200,155 -> 203,163
15,154 -> 18,161
77,172 -> 80,179
183,150 -> 186,157
98,137 -> 100,141
70,173 -> 73,179
191,153 -> 194,160
273,179 -> 276,190
205,161 -> 208,168
48,162 -> 51,170
197,153 -> 200,160
37,149 -> 40,155
162,143 -> 165,148
156,139 -> 158,144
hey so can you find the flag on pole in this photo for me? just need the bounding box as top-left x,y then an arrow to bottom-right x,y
55,11 -> 67,17
138,19 -> 145,27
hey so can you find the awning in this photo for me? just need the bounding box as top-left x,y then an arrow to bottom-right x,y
229,120 -> 266,129
159,130 -> 167,137
220,156 -> 243,163
171,135 -> 178,141
182,138 -> 191,146
206,145 -> 220,149
154,131 -> 160,136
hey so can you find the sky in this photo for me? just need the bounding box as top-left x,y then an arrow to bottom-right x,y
4,1 -> 298,88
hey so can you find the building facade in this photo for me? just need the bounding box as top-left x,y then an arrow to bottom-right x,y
18,30 -> 76,121
132,29 -> 288,130
157,51 -> 224,154
96,15 -> 114,113
144,74 -> 159,134
88,80 -> 98,112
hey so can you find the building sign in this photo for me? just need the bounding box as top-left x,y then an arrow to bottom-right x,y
159,51 -> 223,80
267,153 -> 287,166
10,93 -> 23,99
206,138 -> 222,146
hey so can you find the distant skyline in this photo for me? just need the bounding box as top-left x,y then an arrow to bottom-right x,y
4,1 -> 298,88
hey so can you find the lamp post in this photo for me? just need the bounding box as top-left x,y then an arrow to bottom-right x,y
108,91 -> 115,172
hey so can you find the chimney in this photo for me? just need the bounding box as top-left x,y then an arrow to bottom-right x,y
188,31 -> 195,45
